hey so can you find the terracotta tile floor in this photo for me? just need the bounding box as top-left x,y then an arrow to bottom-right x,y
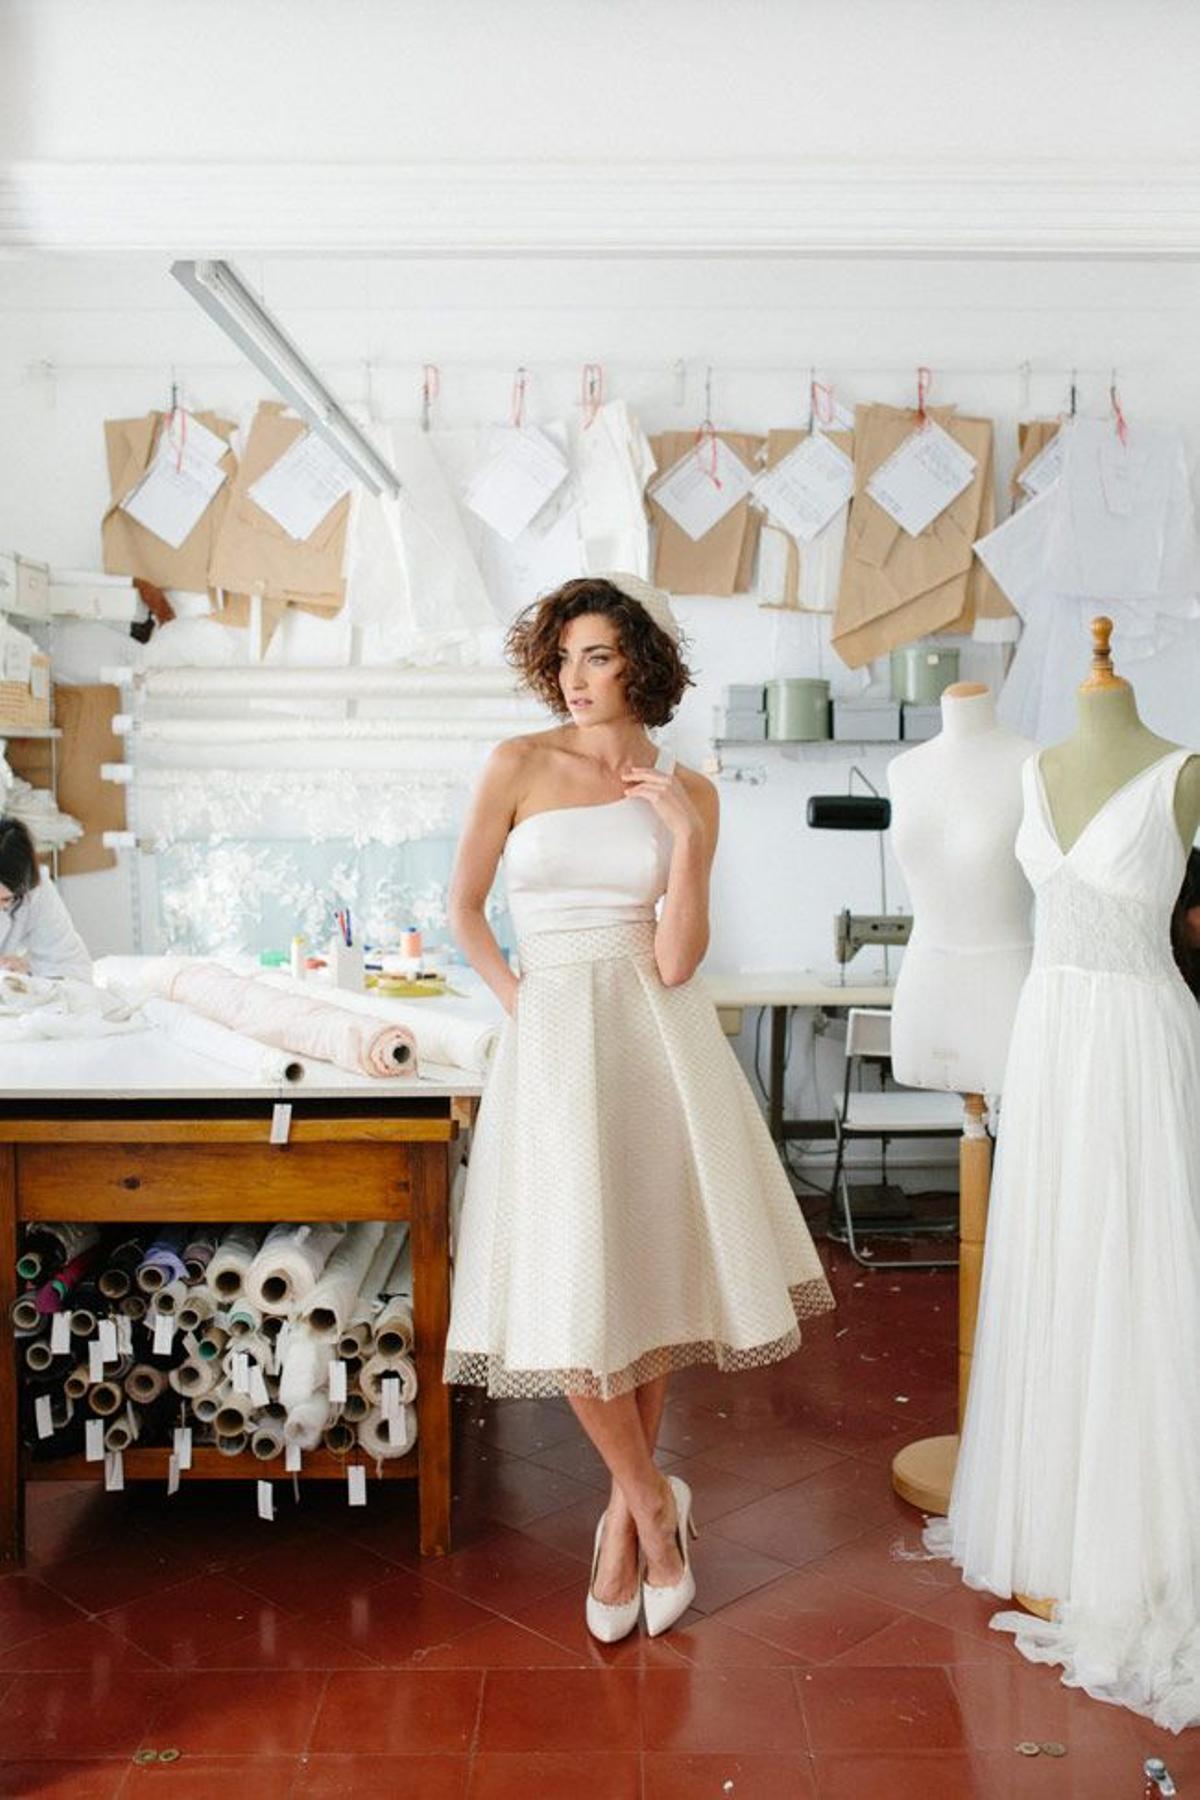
3,1240 -> 1195,1797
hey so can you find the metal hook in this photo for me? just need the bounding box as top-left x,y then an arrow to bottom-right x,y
1069,368 -> 1077,417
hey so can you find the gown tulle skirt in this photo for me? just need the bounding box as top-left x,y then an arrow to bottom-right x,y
444,920 -> 833,1399
926,956 -> 1200,1731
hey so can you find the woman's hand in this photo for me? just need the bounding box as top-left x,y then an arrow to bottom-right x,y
620,763 -> 705,843
503,975 -> 521,1019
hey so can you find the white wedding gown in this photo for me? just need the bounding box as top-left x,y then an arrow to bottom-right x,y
928,746 -> 1200,1731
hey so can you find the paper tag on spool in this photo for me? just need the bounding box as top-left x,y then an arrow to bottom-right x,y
117,1316 -> 134,1356
97,1319 -> 118,1364
173,1426 -> 193,1472
50,1311 -> 71,1355
285,1440 -> 302,1474
231,1352 -> 251,1395
167,1454 -> 180,1497
104,1451 -> 125,1492
34,1394 -> 54,1439
88,1339 -> 105,1383
382,1376 -> 401,1441
153,1312 -> 174,1356
269,1102 -> 292,1145
328,1359 -> 348,1403
85,1418 -> 104,1462
257,1480 -> 275,1522
249,1364 -> 270,1408
347,1464 -> 367,1507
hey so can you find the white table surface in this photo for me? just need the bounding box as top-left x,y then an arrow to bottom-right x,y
701,969 -> 894,1008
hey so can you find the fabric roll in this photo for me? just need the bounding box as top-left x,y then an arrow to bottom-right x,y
35,1247 -> 99,1314
297,1221 -> 386,1338
357,1401 -> 417,1460
104,1408 -> 141,1452
214,1390 -> 254,1435
169,1358 -> 218,1399
215,1431 -> 248,1457
192,1387 -> 224,1423
11,1295 -> 40,1333
342,1388 -> 370,1423
125,1364 -> 167,1404
246,1223 -> 345,1316
66,1283 -> 102,1336
226,1297 -> 262,1337
144,961 -> 416,1078
24,1340 -> 60,1374
97,1238 -> 144,1300
140,995 -> 307,1085
24,1222 -> 101,1274
340,1222 -> 407,1355
118,1293 -> 147,1322
250,1418 -> 285,1460
136,1228 -> 188,1293
323,1419 -> 356,1454
181,1230 -> 219,1281
64,1362 -> 91,1399
87,1379 -> 124,1417
150,1277 -> 188,1317
176,1287 -> 215,1332
284,1394 -> 330,1448
278,1323 -> 334,1409
196,1324 -> 228,1362
208,1226 -> 264,1299
361,1353 -> 418,1406
374,1295 -> 413,1355
221,1333 -> 274,1381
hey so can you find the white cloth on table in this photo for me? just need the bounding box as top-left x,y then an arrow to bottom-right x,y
0,969 -> 136,1041
0,879 -> 91,981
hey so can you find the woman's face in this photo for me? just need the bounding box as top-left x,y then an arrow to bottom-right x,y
0,885 -> 12,912
557,613 -> 629,725
1184,903 -> 1200,949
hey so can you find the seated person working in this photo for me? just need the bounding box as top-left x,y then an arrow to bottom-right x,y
0,816 -> 92,980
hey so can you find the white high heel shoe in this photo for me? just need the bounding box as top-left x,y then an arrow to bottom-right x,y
586,1511 -> 643,1643
642,1475 -> 699,1638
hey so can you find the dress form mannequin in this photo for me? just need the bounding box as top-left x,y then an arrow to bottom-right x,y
1040,616 -> 1200,855
887,683 -> 1035,1513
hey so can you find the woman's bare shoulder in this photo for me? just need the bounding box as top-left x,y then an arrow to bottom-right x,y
674,760 -> 718,809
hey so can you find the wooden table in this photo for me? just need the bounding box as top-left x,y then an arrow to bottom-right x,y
704,968 -> 894,1142
0,1035 -> 483,1569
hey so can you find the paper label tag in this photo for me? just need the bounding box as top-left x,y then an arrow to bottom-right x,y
104,1450 -> 125,1492
173,1426 -> 193,1472
153,1311 -> 175,1355
257,1480 -> 275,1522
270,1102 -> 292,1145
650,436 -> 755,542
116,1315 -> 134,1356
328,1359 -> 348,1403
34,1394 -> 54,1439
752,432 -> 854,544
866,420 -> 977,538
232,1352 -> 251,1395
88,1339 -> 105,1383
85,1418 -> 105,1462
249,1364 -> 270,1408
285,1439 -> 302,1473
97,1318 -> 118,1364
347,1464 -> 367,1507
50,1311 -> 71,1355
167,1453 -> 180,1496
1018,429 -> 1064,498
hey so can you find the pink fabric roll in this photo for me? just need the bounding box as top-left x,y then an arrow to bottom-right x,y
150,961 -> 417,1078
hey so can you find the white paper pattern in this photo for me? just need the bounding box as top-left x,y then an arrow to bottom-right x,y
752,434 -> 855,544
463,427 -> 570,543
121,435 -> 228,550
249,430 -> 355,542
650,437 -> 754,542
866,421 -> 977,538
1018,431 -> 1064,498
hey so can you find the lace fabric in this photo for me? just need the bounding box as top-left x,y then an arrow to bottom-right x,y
1032,866 -> 1178,983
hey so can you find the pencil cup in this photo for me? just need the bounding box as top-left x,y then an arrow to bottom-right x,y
330,938 -> 364,993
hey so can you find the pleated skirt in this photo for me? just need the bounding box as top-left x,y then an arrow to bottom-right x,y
444,920 -> 833,1399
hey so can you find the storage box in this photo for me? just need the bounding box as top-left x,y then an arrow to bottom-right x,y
0,554 -> 50,622
49,570 -> 140,624
0,652 -> 51,733
721,683 -> 765,712
901,703 -> 942,742
713,705 -> 767,741
832,698 -> 901,742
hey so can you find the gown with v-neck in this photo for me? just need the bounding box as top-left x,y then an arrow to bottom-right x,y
927,745 -> 1200,1730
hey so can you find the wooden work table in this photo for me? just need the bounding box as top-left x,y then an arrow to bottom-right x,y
0,1036 -> 483,1568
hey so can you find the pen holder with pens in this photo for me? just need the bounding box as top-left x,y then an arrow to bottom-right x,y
329,937 -> 365,993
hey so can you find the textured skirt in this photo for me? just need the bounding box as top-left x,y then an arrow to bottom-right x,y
443,921 -> 833,1399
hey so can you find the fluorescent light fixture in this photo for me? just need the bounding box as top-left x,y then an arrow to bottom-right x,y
170,259 -> 401,498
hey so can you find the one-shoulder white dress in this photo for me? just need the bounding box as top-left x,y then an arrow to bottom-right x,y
444,746 -> 834,1400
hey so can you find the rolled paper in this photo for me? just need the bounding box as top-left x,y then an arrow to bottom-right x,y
245,1223 -> 345,1316
176,1288 -> 216,1332
181,1229 -> 218,1282
226,1298 -> 262,1338
361,1353 -> 418,1407
323,1419 -> 356,1454
35,1246 -> 100,1315
284,1394 -> 329,1449
151,1277 -> 189,1317
215,1431 -> 248,1457
97,1238 -> 145,1300
298,1221 -> 386,1339
250,1418 -> 286,1460
357,1400 -> 417,1460
64,1362 -> 92,1399
208,1225 -> 263,1299
340,1222 -> 407,1356
136,1228 -> 188,1293
87,1380 -> 125,1417
125,1364 -> 167,1404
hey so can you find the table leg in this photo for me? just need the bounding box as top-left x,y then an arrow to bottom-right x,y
768,1004 -> 788,1143
410,1140 -> 451,1558
0,1145 -> 23,1566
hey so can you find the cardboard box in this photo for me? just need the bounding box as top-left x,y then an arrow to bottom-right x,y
713,706 -> 767,741
49,571 -> 141,624
721,683 -> 765,711
0,554 -> 50,622
0,651 -> 52,733
832,698 -> 901,742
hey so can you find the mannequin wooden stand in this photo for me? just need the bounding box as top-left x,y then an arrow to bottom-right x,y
891,1092 -> 989,1512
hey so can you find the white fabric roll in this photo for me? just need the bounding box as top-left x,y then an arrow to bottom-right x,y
226,1297 -> 262,1337
357,1401 -> 417,1460
213,1389 -> 254,1434
284,1394 -> 330,1448
176,1287 -> 215,1331
208,1225 -> 263,1299
250,1419 -> 285,1460
262,972 -> 499,1076
372,1296 -> 414,1358
277,1323 -> 334,1410
221,1333 -> 274,1382
245,1222 -> 345,1315
361,1353 -> 418,1406
341,1223 -> 407,1353
151,1277 -> 188,1317
140,995 -> 306,1085
297,1221 -> 386,1338
169,1358 -> 218,1399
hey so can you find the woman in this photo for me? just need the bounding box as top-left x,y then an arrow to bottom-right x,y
444,573 -> 832,1641
1171,847 -> 1200,1000
0,816 -> 91,980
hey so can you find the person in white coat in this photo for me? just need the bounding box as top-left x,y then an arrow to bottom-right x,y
0,817 -> 91,980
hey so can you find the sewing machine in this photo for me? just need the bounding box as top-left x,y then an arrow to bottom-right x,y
834,908 -> 912,967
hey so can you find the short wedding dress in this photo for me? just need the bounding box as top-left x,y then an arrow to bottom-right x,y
444,745 -> 833,1400
929,746 -> 1200,1731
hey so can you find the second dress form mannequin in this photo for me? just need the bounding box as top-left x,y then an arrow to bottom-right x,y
889,684 -> 1036,1095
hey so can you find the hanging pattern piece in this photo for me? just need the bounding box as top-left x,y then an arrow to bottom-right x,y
648,430 -> 764,596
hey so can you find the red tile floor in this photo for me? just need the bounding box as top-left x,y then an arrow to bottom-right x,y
1,1240 -> 1194,1797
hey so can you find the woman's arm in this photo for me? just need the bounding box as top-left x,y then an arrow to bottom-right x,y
19,880 -> 92,982
621,764 -> 720,987
447,739 -> 528,1016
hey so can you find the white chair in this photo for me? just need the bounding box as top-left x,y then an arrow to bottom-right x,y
829,1007 -> 962,1270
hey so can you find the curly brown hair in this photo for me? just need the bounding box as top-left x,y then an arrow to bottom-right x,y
505,578 -> 693,728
